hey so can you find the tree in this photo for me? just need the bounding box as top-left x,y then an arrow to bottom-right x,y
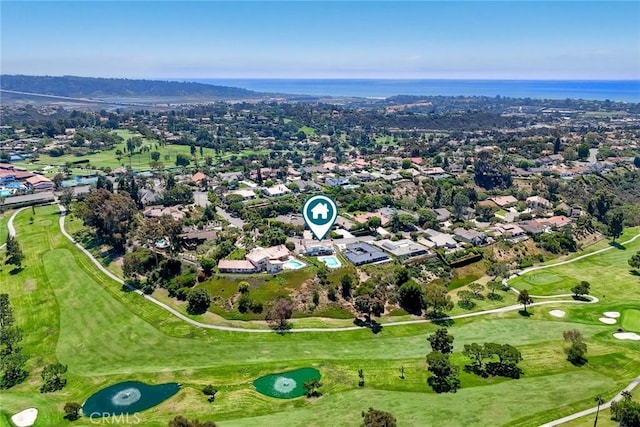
75,189 -> 138,250
629,251 -> 640,270
452,192 -> 470,220
5,235 -> 24,268
571,281 -> 591,298
95,175 -> 113,192
423,283 -> 453,315
0,352 -> 28,389
578,144 -> 590,160
52,173 -> 65,190
426,351 -> 460,393
487,281 -> 502,299
151,151 -> 161,162
175,153 -> 191,167
186,289 -> 211,315
340,273 -> 354,299
427,328 -> 454,354
202,384 -> 218,402
200,258 -> 216,276
457,290 -> 475,310
63,402 -> 82,421
462,343 -> 490,372
361,407 -> 397,427
0,294 -> 14,328
593,395 -> 605,427
474,149 -> 512,190
358,368 -> 365,387
40,363 -> 68,393
607,209 -> 624,241
517,290 -> 533,313
553,137 -> 562,154
469,282 -> 484,298
563,329 -> 587,365
59,187 -> 74,211
265,298 -> 293,331
397,281 -> 424,314
484,343 -> 523,378
303,378 -> 322,397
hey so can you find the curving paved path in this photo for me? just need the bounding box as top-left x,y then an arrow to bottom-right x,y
53,205 -> 599,333
539,375 -> 640,426
0,207 -> 27,250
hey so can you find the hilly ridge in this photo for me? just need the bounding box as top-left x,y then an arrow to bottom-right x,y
0,74 -> 260,99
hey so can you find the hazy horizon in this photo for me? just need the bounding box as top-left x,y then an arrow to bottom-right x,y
2,1 -> 639,81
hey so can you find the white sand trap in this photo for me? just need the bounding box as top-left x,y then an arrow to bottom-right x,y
549,310 -> 565,318
613,332 -> 640,341
11,408 -> 38,427
604,311 -> 620,318
599,317 -> 617,324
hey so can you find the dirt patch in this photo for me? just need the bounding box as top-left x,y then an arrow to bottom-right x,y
23,278 -> 36,292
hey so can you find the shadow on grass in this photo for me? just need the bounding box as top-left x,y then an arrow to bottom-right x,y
630,270 -> 640,277
609,241 -> 626,250
568,357 -> 588,367
9,267 -> 23,275
518,310 -> 533,317
353,317 -> 384,334
487,293 -> 503,301
426,313 -> 454,327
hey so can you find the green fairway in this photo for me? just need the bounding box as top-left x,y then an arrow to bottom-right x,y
1,208 -> 639,426
622,309 -> 640,332
522,272 -> 564,286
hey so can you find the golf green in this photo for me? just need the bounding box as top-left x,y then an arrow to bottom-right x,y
253,368 -> 321,399
82,381 -> 180,417
622,309 -> 640,332
523,272 -> 563,286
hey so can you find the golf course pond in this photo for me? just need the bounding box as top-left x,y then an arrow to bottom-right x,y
253,368 -> 321,399
82,381 -> 180,417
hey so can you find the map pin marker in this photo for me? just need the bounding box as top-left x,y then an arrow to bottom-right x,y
302,195 -> 338,241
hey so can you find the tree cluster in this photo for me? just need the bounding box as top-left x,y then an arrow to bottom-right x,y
463,342 -> 523,379
426,328 -> 460,393
4,235 -> 24,269
40,362 -> 68,393
361,407 -> 397,427
0,294 -> 28,389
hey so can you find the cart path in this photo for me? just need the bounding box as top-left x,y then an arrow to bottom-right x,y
53,205 -> 603,333
539,375 -> 640,426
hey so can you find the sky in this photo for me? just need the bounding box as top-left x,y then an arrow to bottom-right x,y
1,1 -> 639,80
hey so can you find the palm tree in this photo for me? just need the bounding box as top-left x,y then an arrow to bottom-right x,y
593,395 -> 605,427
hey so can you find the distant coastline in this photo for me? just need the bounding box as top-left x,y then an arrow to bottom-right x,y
190,78 -> 640,102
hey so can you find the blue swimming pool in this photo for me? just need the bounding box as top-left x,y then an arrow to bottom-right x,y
318,255 -> 341,269
283,258 -> 306,270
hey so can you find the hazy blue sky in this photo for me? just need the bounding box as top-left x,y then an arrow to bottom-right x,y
2,1 -> 639,80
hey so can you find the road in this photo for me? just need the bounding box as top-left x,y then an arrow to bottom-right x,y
215,206 -> 246,228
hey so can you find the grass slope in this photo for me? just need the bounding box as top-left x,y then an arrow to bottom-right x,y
0,208 -> 638,426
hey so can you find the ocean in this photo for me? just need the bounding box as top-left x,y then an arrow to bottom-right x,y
193,79 -> 640,102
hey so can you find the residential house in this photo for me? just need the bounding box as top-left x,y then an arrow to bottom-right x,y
303,243 -> 334,256
262,184 -> 291,197
217,260 -> 257,274
453,227 -> 488,246
433,208 -> 452,222
342,242 -> 390,266
424,229 -> 458,249
246,245 -> 291,273
191,172 -> 210,187
526,195 -> 552,209
490,195 -> 518,208
374,239 -> 432,260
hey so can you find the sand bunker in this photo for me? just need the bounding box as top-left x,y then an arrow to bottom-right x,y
549,310 -> 565,318
603,311 -> 620,318
613,332 -> 640,341
11,408 -> 38,427
599,317 -> 617,324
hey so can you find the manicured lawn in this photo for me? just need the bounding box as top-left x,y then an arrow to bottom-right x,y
1,208 -> 639,426
622,309 -> 640,332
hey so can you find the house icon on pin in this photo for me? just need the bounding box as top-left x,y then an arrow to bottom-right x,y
311,202 -> 329,220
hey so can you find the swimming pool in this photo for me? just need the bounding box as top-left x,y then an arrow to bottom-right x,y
318,255 -> 341,269
283,258 -> 306,270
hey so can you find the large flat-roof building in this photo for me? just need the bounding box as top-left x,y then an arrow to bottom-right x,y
342,242 -> 390,266
373,239 -> 432,260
